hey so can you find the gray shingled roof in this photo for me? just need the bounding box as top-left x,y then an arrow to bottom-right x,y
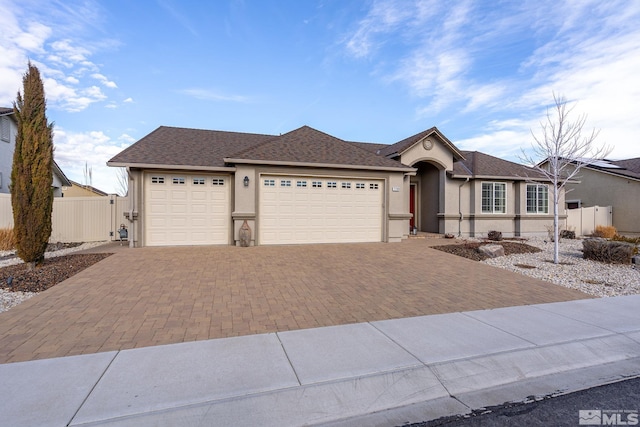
378,127 -> 465,160
108,126 -> 275,168
0,107 -> 13,115
348,141 -> 387,153
452,151 -> 547,180
109,125 -> 410,171
587,158 -> 640,180
227,126 -> 408,169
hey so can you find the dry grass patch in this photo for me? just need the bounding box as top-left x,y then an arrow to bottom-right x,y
0,228 -> 15,251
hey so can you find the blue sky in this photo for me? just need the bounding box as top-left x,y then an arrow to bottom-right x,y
1,0 -> 639,194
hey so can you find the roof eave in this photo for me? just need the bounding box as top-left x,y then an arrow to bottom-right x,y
107,161 -> 237,172
448,173 -> 552,182
224,158 -> 416,173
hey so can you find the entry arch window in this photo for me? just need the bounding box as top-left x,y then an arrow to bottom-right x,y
482,182 -> 506,213
527,184 -> 549,213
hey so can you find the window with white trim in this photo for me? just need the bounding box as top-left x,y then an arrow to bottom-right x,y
172,177 -> 185,185
264,179 -> 275,187
0,117 -> 9,142
526,184 -> 549,213
151,176 -> 165,184
355,183 -> 365,189
280,179 -> 291,187
369,183 -> 379,190
212,178 -> 225,186
193,178 -> 205,185
296,180 -> 307,187
327,181 -> 337,188
312,181 -> 322,188
341,182 -> 351,189
481,182 -> 506,213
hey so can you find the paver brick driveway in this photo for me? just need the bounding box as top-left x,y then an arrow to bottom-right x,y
0,239 -> 590,363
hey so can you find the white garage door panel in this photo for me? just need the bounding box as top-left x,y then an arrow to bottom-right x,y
144,174 -> 230,246
259,175 -> 383,245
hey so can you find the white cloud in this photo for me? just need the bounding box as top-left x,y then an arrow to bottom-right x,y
91,73 -> 117,88
123,97 -> 134,103
0,3 -> 121,112
348,0 -> 640,160
53,128 -> 133,194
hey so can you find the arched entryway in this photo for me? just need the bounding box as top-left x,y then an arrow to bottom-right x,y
410,161 -> 443,233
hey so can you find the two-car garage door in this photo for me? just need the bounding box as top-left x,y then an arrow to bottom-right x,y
143,172 -> 384,246
259,175 -> 384,245
144,173 -> 230,246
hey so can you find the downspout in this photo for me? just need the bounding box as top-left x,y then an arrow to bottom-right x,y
126,167 -> 135,248
458,177 -> 469,237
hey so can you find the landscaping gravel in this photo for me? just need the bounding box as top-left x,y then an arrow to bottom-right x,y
481,237 -> 639,297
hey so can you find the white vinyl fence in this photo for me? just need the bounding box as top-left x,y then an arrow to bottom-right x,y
0,193 -> 130,243
565,206 -> 613,236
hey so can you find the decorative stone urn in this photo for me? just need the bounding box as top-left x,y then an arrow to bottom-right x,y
239,220 -> 251,247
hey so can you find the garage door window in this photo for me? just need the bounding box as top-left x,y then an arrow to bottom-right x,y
172,177 -> 185,185
296,180 -> 307,187
280,180 -> 291,187
370,183 -> 379,190
212,178 -> 225,186
327,181 -> 337,188
312,181 -> 322,188
264,179 -> 275,187
151,176 -> 165,184
356,183 -> 365,189
341,182 -> 351,189
193,178 -> 205,185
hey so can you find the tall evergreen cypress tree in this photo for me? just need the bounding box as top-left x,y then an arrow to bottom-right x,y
10,62 -> 54,270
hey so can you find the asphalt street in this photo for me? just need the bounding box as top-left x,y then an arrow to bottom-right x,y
409,377 -> 640,427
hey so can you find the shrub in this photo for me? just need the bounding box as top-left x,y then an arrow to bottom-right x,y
0,228 -> 15,251
593,225 -> 617,239
560,229 -> 576,239
487,230 -> 503,241
612,234 -> 640,245
583,238 -> 634,264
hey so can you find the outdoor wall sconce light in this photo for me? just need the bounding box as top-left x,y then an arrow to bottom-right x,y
243,176 -> 250,187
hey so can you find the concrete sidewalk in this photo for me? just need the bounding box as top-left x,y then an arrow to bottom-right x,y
2,295 -> 639,427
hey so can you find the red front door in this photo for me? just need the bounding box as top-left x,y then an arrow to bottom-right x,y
409,184 -> 416,230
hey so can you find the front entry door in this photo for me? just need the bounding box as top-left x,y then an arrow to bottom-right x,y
409,184 -> 416,230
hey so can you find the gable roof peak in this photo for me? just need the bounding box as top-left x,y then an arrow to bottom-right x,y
378,126 -> 464,160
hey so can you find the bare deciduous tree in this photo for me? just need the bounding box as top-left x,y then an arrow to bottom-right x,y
521,93 -> 611,264
115,167 -> 128,197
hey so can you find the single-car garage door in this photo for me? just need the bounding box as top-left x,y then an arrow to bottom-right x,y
259,175 -> 383,245
144,173 -> 230,246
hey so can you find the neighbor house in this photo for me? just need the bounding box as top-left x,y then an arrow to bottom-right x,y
62,180 -> 109,197
565,158 -> 640,234
108,125 -> 562,247
0,107 -> 71,196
